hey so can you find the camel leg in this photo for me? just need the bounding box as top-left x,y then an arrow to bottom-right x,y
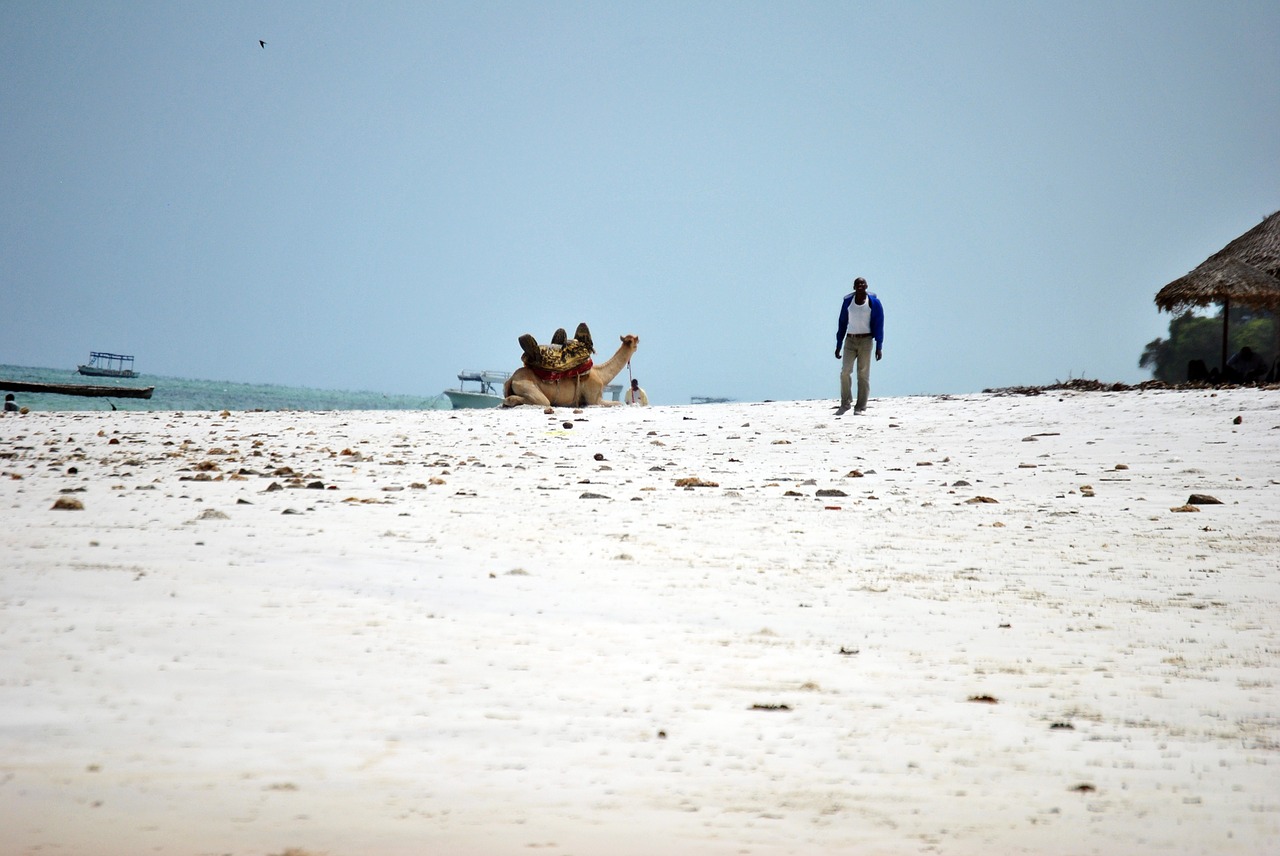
504,378 -> 552,407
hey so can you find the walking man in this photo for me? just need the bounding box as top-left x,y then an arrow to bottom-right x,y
834,277 -> 884,415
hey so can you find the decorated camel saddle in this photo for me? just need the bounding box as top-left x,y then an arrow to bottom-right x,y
518,322 -> 596,380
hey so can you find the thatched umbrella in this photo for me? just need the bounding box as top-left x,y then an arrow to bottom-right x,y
1155,211 -> 1280,371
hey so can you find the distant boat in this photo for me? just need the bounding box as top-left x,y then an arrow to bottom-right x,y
691,396 -> 734,404
78,351 -> 138,378
443,370 -> 510,409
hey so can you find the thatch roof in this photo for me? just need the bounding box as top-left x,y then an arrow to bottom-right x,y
1155,211 -> 1280,313
1209,210 -> 1280,276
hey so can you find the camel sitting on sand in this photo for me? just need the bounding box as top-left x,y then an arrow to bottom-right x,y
503,334 -> 639,407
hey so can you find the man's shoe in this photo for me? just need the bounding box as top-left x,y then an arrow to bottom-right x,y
835,405 -> 850,416
853,407 -> 866,415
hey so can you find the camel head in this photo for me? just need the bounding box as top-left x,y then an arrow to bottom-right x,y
620,334 -> 639,350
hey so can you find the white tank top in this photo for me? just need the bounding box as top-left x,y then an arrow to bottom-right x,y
846,297 -> 872,335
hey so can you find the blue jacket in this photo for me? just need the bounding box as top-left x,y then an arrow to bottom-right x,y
836,292 -> 884,349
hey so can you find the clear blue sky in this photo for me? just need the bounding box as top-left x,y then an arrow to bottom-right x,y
3,1 -> 1278,404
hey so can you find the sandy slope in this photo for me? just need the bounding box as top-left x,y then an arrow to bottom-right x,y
2,389 -> 1277,855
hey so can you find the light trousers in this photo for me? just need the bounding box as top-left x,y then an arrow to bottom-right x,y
840,334 -> 873,410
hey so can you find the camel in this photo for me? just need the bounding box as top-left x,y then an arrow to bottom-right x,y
503,334 -> 639,407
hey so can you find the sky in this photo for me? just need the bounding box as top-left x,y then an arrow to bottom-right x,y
3,1 -> 1278,405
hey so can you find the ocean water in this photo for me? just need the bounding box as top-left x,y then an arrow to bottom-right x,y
0,365 -> 450,412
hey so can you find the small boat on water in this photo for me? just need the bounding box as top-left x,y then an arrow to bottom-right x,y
78,351 -> 139,378
443,370 -> 510,409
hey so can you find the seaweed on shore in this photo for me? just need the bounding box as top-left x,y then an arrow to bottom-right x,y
983,378 -> 1279,396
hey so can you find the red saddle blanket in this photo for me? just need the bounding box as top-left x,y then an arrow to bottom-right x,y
529,359 -> 593,382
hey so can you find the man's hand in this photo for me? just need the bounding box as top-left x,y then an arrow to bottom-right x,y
875,349 -> 883,361
834,349 -> 842,359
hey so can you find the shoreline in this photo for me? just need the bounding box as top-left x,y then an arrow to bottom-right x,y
3,389 -> 1278,855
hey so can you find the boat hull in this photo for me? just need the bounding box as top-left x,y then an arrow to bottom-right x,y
78,366 -> 138,378
444,390 -> 502,409
2,379 -> 154,399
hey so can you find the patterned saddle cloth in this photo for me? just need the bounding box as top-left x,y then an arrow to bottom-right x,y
525,338 -> 593,375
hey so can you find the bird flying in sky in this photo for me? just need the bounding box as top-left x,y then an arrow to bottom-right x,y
259,40 -> 266,48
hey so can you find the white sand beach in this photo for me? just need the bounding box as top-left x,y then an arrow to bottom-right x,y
2,390 -> 1278,856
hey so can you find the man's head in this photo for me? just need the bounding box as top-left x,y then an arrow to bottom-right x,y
853,277 -> 867,294
631,379 -> 640,389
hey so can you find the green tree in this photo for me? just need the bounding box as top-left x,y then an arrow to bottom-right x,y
1140,306 -> 1276,382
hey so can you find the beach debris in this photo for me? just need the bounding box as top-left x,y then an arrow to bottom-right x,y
952,479 -> 970,487
675,477 -> 718,488
1115,463 -> 1129,470
51,496 -> 84,510
1170,504 -> 1200,512
838,646 -> 859,655
1080,485 -> 1095,497
1049,722 -> 1075,730
196,509 -> 229,520
750,703 -> 792,711
593,452 -> 606,461
845,469 -> 864,478
816,488 -> 847,497
1233,415 -> 1243,424
986,378 -> 1158,395
579,491 -> 609,500
965,496 -> 999,504
562,421 -> 573,429
967,694 -> 999,704
1187,494 -> 1222,505
1070,783 -> 1097,793
1018,463 -> 1038,468
264,482 -> 283,492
